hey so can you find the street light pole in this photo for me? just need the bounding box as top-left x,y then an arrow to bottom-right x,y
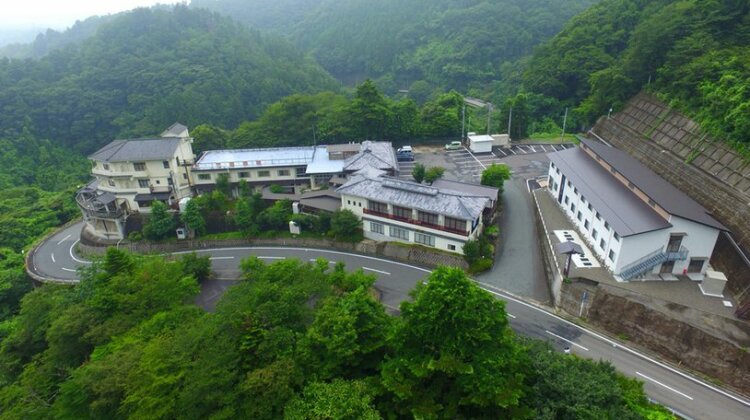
561,107 -> 568,141
487,103 -> 492,135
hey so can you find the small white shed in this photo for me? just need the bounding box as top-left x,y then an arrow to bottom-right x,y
468,134 -> 494,154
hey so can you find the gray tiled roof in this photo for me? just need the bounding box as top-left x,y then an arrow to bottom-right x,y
431,179 -> 499,202
548,147 -> 671,237
343,141 -> 398,172
89,138 -> 183,163
337,175 -> 487,221
161,122 -> 188,137
579,138 -> 726,231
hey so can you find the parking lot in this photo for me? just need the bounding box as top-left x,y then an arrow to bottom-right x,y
397,143 -> 574,183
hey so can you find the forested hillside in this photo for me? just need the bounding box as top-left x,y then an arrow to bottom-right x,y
0,252 -> 671,418
192,0 -> 597,97
0,5 -> 338,154
523,0 -> 750,147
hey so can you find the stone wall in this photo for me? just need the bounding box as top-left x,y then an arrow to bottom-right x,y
77,237 -> 468,271
561,280 -> 750,394
592,92 -> 750,310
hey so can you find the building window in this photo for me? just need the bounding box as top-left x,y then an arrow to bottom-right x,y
163,160 -> 170,169
614,232 -> 620,241
553,182 -> 558,190
155,180 -> 161,184
278,169 -> 290,177
587,203 -> 592,211
103,163 -> 110,170
564,196 -> 569,205
347,200 -> 351,205
573,187 -> 578,195
418,211 -> 438,226
167,177 -> 173,186
444,217 -> 467,233
296,167 -> 306,177
584,220 -> 590,230
570,203 -> 576,212
577,211 -> 583,221
198,174 -> 211,181
368,200 -> 388,214
599,238 -> 606,250
581,196 -> 586,204
592,229 -> 598,240
370,222 -> 384,235
595,212 -> 601,221
567,180 -> 571,187
258,170 -> 270,178
604,221 -> 610,231
138,179 -> 149,188
415,233 -> 435,247
133,162 -> 146,171
687,259 -> 705,273
238,172 -> 250,178
183,173 -> 188,180
448,244 -> 456,251
393,206 -> 411,220
389,226 -> 409,240
108,179 -> 115,187
608,249 -> 616,261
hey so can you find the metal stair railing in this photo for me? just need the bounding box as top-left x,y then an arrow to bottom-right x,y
619,245 -> 690,280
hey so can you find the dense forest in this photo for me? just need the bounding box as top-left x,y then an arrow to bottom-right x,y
523,0 -> 750,147
191,0 -> 598,97
0,6 -> 338,154
0,250 -> 671,418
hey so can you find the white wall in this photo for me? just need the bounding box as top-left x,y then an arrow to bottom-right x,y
547,162 -> 721,278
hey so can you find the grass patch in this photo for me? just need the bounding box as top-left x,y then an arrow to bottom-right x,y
525,133 -> 579,143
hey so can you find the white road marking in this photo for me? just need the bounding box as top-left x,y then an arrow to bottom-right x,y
51,253 -> 56,263
636,372 -> 694,401
56,234 -> 72,245
69,240 -> 92,264
363,267 -> 391,275
463,147 -> 487,170
545,330 -> 590,351
209,256 -> 234,260
61,267 -> 77,272
529,146 -> 537,153
309,258 -> 336,264
507,313 -> 516,319
509,147 -> 517,155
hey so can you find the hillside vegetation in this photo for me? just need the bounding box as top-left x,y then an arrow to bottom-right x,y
0,252 -> 672,418
0,6 -> 338,154
523,0 -> 750,146
192,0 -> 597,97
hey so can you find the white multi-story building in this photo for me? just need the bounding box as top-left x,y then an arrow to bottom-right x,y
76,123 -> 196,240
337,173 -> 492,254
546,138 -> 727,281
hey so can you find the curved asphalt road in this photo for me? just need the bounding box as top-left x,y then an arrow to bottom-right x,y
28,222 -> 750,419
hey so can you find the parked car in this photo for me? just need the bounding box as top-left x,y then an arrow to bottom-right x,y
396,151 -> 415,162
445,141 -> 462,150
397,145 -> 413,154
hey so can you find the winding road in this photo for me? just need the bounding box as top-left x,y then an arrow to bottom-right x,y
28,221 -> 750,419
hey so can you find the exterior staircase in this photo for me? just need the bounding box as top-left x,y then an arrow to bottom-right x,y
619,246 -> 689,281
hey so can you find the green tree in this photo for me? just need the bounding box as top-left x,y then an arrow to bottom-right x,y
381,266 -> 530,418
258,199 -> 293,231
462,239 -> 481,264
349,80 -> 392,140
234,197 -> 258,235
179,252 -> 211,282
411,163 -> 426,183
215,173 -> 232,197
181,199 -> 206,238
481,163 -> 512,194
143,201 -> 176,241
329,209 -> 362,240
284,379 -> 380,420
423,166 -> 445,184
191,124 -> 229,153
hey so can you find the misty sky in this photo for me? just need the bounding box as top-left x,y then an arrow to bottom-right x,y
1,0 -> 179,29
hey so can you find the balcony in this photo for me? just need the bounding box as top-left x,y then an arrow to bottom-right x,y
363,208 -> 468,236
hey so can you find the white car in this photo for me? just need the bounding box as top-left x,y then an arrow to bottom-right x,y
445,141 -> 462,150
397,145 -> 413,154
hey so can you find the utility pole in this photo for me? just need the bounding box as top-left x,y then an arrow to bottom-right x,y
461,104 -> 466,140
486,103 -> 492,135
312,125 -> 317,146
507,106 -> 513,140
561,107 -> 568,141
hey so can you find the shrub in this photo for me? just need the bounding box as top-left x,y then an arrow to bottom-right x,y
424,166 -> 445,184
329,209 -> 362,241
469,257 -> 494,274
269,184 -> 284,194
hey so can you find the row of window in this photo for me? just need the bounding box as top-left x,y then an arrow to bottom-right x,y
367,201 -> 457,229
369,222 -> 450,250
196,168 -> 304,181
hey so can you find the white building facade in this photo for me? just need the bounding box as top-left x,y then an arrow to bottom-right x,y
337,175 -> 488,254
546,139 -> 725,281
